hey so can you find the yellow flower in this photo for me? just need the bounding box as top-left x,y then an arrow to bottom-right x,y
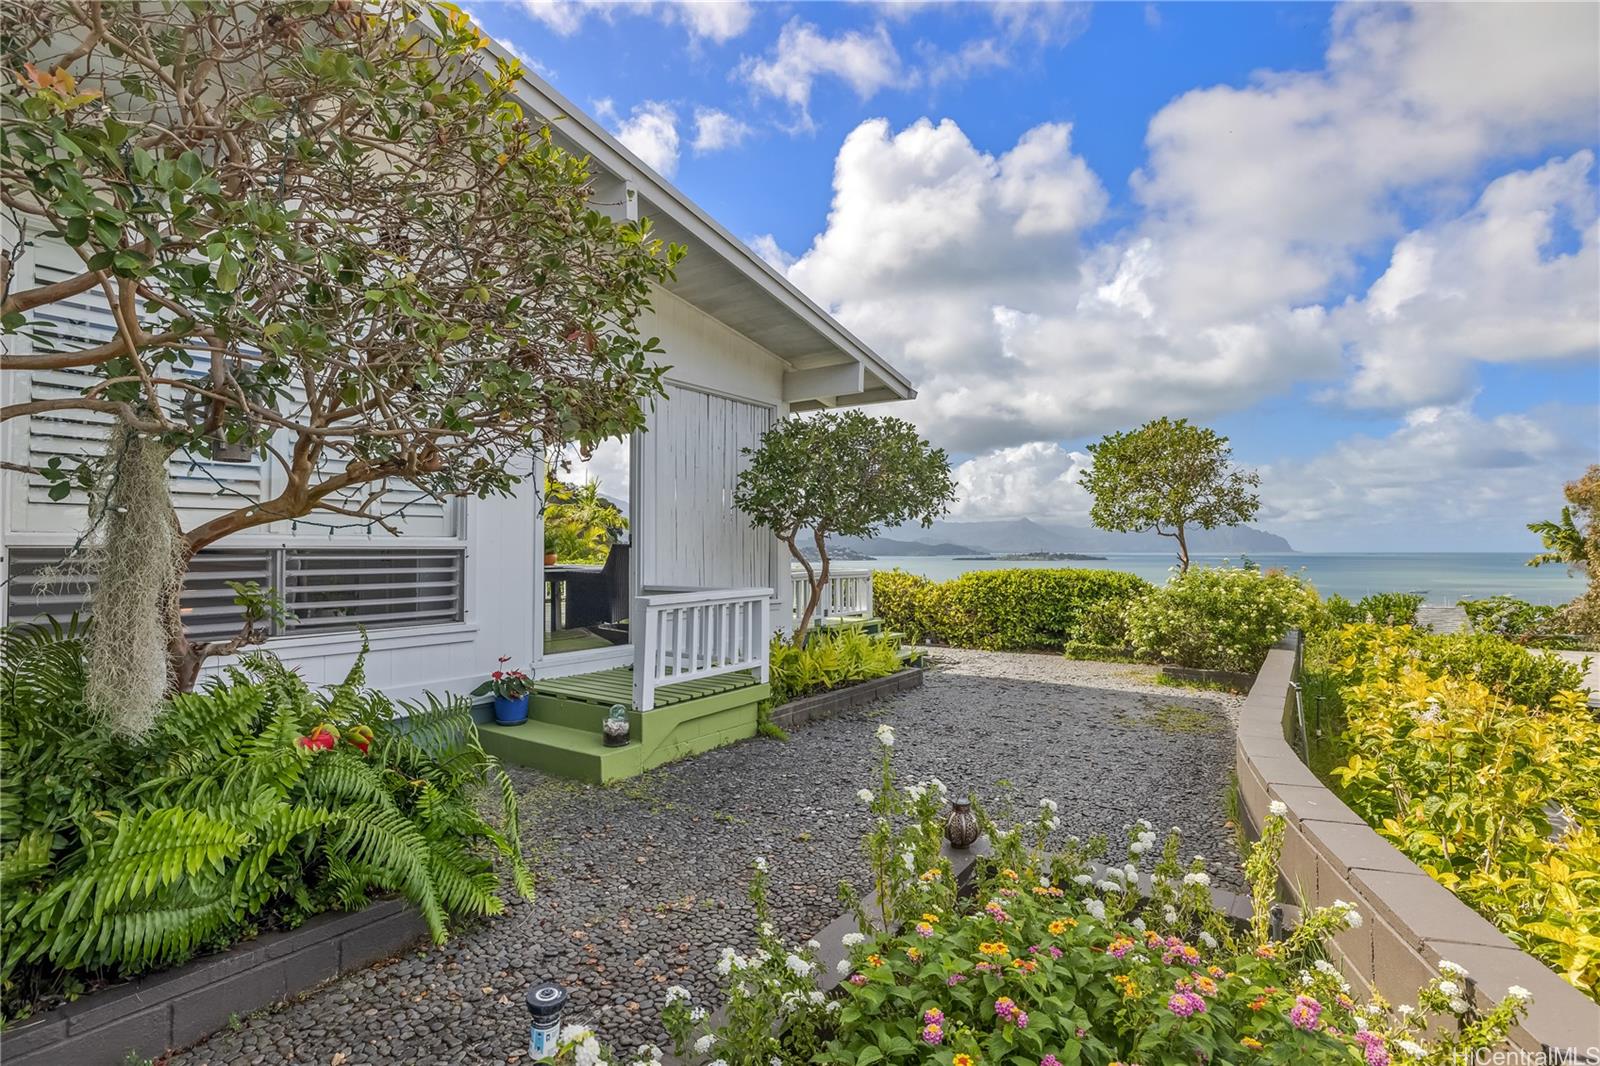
1241,1037 -> 1263,1050
1000,867 -> 1019,880
921,913 -> 941,924
919,868 -> 943,883
977,941 -> 1010,957
866,954 -> 883,967
1048,919 -> 1070,935
954,1056 -> 976,1066
906,946 -> 923,961
1112,973 -> 1139,998
1194,975 -> 1218,996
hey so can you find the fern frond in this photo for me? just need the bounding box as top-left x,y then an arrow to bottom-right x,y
88,807 -> 251,913
147,682 -> 267,766
302,749 -> 395,809
425,838 -> 503,918
329,803 -> 446,941
0,830 -> 53,890
70,885 -> 238,971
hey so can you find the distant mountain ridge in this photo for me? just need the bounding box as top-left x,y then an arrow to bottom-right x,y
826,517 -> 1293,557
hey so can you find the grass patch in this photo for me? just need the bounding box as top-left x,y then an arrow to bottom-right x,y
1115,702 -> 1226,735
1153,672 -> 1246,695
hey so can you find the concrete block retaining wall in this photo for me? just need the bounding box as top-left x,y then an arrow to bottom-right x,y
1237,637 -> 1600,1061
767,666 -> 923,731
1,899 -> 428,1066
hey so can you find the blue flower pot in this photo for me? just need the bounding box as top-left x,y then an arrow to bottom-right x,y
494,693 -> 529,725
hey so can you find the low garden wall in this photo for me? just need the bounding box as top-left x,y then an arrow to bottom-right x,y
2,899 -> 427,1066
1236,636 -> 1600,1061
767,665 -> 923,731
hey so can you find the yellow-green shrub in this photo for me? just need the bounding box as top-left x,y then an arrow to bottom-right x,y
1318,623 -> 1599,999
875,568 -> 1150,651
769,628 -> 904,705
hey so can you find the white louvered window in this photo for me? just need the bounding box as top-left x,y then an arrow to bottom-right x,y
4,546 -> 464,638
16,249 -> 267,533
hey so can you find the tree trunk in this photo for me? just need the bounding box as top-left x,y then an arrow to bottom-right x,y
1174,524 -> 1190,572
789,529 -> 830,648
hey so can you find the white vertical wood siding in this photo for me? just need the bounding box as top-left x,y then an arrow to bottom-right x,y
637,384 -> 772,590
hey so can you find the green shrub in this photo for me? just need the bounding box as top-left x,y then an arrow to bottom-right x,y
1423,630 -> 1587,707
1356,591 -> 1424,627
871,569 -> 936,642
1318,593 -> 1363,629
768,628 -> 904,705
0,621 -> 533,1023
1126,566 -> 1320,673
1460,595 -> 1572,647
894,568 -> 1152,651
1061,640 -> 1144,663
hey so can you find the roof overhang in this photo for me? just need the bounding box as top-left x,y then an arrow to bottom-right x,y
481,39 -> 915,409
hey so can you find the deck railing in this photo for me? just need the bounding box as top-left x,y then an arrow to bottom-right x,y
633,587 -> 771,711
790,565 -> 874,627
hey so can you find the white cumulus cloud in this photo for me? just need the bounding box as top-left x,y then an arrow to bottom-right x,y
738,19 -> 910,129
692,107 -> 753,153
611,100 -> 681,176
518,0 -> 753,42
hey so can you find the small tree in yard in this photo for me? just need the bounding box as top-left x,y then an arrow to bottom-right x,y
1081,417 -> 1260,572
734,411 -> 955,646
1,2 -> 681,732
1528,465 -> 1600,635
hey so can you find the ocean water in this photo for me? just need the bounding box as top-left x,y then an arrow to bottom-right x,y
852,553 -> 1583,607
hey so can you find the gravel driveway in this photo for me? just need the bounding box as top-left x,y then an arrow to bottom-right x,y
169,649 -> 1243,1065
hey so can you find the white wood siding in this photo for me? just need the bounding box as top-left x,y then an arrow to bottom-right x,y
637,384 -> 772,589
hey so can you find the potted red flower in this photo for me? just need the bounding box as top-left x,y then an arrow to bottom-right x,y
472,656 -> 532,725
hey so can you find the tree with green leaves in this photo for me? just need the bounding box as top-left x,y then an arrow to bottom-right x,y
1080,417 -> 1260,572
1,1 -> 681,729
1528,465 -> 1599,635
734,411 -> 956,646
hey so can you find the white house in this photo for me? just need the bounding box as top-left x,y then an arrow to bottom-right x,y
0,52 -> 912,781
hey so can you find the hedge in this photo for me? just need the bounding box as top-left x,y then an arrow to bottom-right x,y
873,568 -> 1151,651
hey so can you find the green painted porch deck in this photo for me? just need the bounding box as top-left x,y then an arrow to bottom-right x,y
479,667 -> 769,784
530,666 -> 761,709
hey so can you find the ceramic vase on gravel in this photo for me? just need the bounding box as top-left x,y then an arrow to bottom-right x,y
944,797 -> 979,849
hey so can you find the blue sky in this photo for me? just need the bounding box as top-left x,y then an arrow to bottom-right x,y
472,1 -> 1599,551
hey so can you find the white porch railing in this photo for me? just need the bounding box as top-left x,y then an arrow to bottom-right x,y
790,565 -> 874,627
633,587 -> 771,711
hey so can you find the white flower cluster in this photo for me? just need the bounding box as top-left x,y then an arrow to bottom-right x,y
856,788 -> 874,804
560,1025 -> 604,1066
783,953 -> 813,978
1268,799 -> 1288,817
694,1034 -> 716,1054
1129,826 -> 1158,856
1197,930 -> 1217,950
1438,959 -> 1468,977
663,985 -> 691,1006
875,723 -> 894,747
1039,798 -> 1058,812
751,856 -> 767,872
1182,871 -> 1211,887
624,1045 -> 663,1066
841,931 -> 865,947
1330,899 -> 1363,929
1396,1039 -> 1426,1059
1082,897 -> 1106,921
1506,984 -> 1532,1002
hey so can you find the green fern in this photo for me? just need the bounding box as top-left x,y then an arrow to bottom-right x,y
0,622 -> 536,1022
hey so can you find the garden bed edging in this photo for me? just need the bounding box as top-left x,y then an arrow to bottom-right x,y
1236,635 -> 1600,1062
766,665 -> 923,731
1,899 -> 428,1066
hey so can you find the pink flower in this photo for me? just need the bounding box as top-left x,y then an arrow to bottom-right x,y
1048,946 -> 1063,959
946,973 -> 967,986
848,974 -> 867,986
923,1008 -> 944,1026
1289,994 -> 1322,1031
1041,1057 -> 1062,1066
921,1022 -> 944,1046
1167,991 -> 1207,1018
1356,1031 -> 1390,1066
994,997 -> 1017,1020
1014,1010 -> 1030,1029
